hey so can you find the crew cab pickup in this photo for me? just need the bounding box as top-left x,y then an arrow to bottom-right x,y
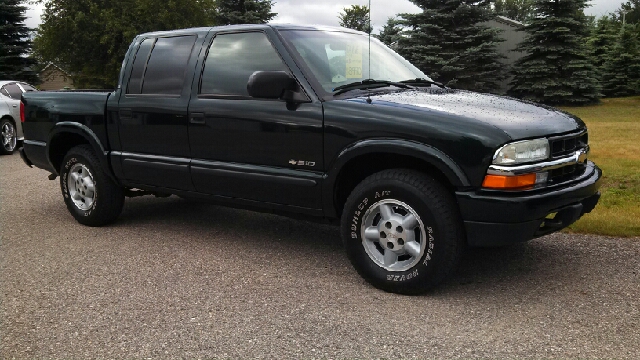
19,24 -> 601,294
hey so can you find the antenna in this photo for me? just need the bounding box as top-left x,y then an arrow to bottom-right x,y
368,0 -> 371,81
367,0 -> 372,103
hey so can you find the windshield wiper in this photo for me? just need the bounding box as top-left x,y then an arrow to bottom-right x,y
399,78 -> 445,88
332,79 -> 413,96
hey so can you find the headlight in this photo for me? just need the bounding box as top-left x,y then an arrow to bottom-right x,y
493,138 -> 550,165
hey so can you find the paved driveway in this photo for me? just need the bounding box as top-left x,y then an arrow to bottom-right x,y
1,153 -> 638,358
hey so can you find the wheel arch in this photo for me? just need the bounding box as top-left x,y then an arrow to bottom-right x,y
324,139 -> 470,218
1,114 -> 16,123
47,122 -> 116,182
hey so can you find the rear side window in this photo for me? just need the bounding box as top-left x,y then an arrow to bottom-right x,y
127,38 -> 154,94
200,32 -> 287,96
142,36 -> 197,95
3,83 -> 22,99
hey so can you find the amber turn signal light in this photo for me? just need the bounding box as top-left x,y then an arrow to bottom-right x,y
482,173 -> 537,190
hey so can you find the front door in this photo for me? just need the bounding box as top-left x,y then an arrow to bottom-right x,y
187,30 -> 324,209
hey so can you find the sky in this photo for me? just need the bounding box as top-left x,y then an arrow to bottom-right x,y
24,0 -> 623,31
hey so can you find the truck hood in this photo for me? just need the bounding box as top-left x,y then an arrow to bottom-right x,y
362,88 -> 585,140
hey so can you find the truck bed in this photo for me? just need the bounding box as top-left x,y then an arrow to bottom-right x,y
21,90 -> 112,172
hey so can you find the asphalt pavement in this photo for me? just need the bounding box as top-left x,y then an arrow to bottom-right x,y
1,153 -> 639,358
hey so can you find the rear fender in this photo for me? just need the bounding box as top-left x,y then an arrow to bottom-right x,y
47,122 -> 117,183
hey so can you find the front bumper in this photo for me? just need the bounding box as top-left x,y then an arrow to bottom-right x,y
456,161 -> 602,247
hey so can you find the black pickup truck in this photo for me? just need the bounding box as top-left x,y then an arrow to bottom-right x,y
20,24 -> 601,294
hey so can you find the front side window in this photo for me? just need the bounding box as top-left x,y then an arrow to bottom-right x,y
279,30 -> 428,94
200,32 -> 288,97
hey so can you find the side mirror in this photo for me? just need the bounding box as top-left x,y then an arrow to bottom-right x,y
247,71 -> 307,103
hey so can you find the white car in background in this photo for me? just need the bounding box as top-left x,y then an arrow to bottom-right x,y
0,81 -> 38,155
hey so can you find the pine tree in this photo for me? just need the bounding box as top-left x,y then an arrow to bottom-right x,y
587,16 -> 620,74
338,5 -> 372,34
0,0 -> 38,83
398,0 -> 505,93
508,0 -> 600,106
214,0 -> 276,25
601,24 -> 640,97
376,17 -> 402,47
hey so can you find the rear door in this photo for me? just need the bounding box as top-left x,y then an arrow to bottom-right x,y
116,33 -> 205,190
187,30 -> 324,209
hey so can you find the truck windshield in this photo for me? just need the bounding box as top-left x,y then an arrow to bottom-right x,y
279,30 -> 430,95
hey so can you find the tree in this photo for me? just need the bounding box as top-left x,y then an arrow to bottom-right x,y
338,5 -> 372,34
618,1 -> 640,25
600,24 -> 640,97
398,0 -> 505,93
33,0 -> 217,88
376,17 -> 402,47
213,0 -> 276,25
587,15 -> 620,74
494,0 -> 534,23
508,0 -> 600,106
0,0 -> 39,83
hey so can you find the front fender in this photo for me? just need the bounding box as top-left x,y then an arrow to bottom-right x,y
323,138 -> 470,217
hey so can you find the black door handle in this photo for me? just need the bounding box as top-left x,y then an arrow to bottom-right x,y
190,113 -> 205,124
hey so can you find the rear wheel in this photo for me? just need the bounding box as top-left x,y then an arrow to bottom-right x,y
60,145 -> 125,226
0,118 -> 17,155
341,169 -> 464,294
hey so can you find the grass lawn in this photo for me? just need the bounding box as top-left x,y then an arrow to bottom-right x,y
560,96 -> 640,237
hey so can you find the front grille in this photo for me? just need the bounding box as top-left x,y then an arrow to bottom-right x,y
548,163 -> 586,185
550,131 -> 588,158
546,131 -> 589,185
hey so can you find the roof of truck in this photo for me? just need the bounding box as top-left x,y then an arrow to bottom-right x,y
137,24 -> 364,38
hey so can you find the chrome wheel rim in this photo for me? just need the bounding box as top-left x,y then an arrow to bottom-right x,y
67,163 -> 96,210
360,199 -> 426,272
1,122 -> 17,152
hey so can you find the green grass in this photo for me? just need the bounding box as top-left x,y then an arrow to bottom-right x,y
560,96 -> 640,237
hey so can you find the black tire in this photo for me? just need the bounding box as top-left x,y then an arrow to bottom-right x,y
341,169 -> 465,295
0,117 -> 17,155
60,145 -> 125,226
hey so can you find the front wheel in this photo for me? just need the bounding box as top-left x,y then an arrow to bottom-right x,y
60,145 -> 125,226
341,169 -> 465,295
0,118 -> 17,155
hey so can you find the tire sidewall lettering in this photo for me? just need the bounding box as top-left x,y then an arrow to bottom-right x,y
61,157 -> 78,200
351,197 -> 369,239
423,226 -> 435,267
